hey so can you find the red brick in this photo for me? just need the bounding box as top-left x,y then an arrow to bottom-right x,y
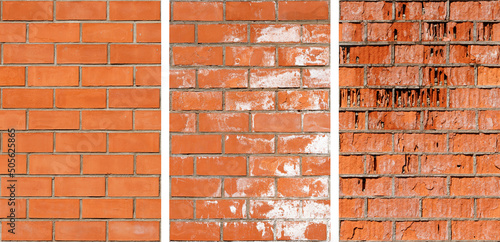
170,25 -> 195,43
2,221 -> 52,240
396,2 -> 446,20
279,47 -> 329,66
395,177 -> 447,196
171,178 -> 221,197
340,46 -> 391,64
109,1 -> 160,20
171,135 -> 222,154
82,155 -> 134,175
136,66 -> 161,86
477,198 -> 500,218
450,1 -> 500,20
449,133 -> 500,153
369,111 -> 420,130
170,113 -> 196,132
278,134 -> 329,154
82,111 -> 133,130
304,113 -> 330,132
340,133 -> 393,152
452,221 -> 500,240
303,157 -> 330,176
29,23 -> 79,43
82,199 -> 133,218
421,155 -> 474,174
340,177 -> 392,196
278,90 -> 329,110
225,178 -> 274,197
55,177 -> 105,196
110,44 -> 160,64
4,44 -> 54,64
339,68 -> 364,86
367,67 -> 419,86
135,110 -> 160,130
0,23 -> 26,42
278,1 -> 328,20
28,66 -> 79,87
478,67 -> 500,85
30,199 -> 79,218
170,200 -> 194,219
226,2 -> 275,21
303,68 -> 330,88
251,24 -> 300,43
0,154 -> 27,174
3,1 -> 53,20
198,69 -> 248,88
109,89 -> 160,108
367,22 -> 419,41
252,113 -> 301,132
197,200 -> 246,218
250,200 -> 300,219
396,221 -> 447,240
170,69 -> 196,88
226,46 -> 276,67
136,155 -> 161,175
1,177 -> 51,196
108,177 -> 159,197
0,66 -> 25,86
278,178 -> 328,197
169,157 -> 194,176
29,110 -> 79,130
198,24 -> 247,43
172,46 -> 223,66
170,222 -> 220,241
109,133 -> 159,153
0,199 -> 26,218
136,199 -> 160,218
137,23 -> 160,43
340,221 -> 392,240
172,91 -> 222,110
56,89 -> 106,108
55,133 -> 106,152
451,177 -> 500,196
423,111 -> 476,130
56,1 -> 107,20
250,156 -> 300,176
82,23 -> 133,43
3,89 -> 54,109
30,155 -> 80,175
250,69 -> 300,88
197,156 -> 247,176
225,91 -> 275,111
225,134 -> 275,154
55,221 -> 106,241
395,133 -> 447,153
367,155 -> 418,174
422,199 -> 474,218
477,155 -> 500,174
340,199 -> 364,218
422,67 -> 474,86
224,222 -> 274,240
0,110 -> 26,130
199,113 -> 249,132
173,2 -> 223,21
276,221 -> 327,240
2,133 -> 53,153
368,199 -> 419,218
340,23 -> 362,42
57,44 -> 107,64
341,2 -> 392,20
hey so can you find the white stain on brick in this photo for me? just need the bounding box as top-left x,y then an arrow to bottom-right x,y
210,113 -> 245,132
292,47 -> 329,66
232,92 -> 275,111
250,69 -> 301,88
304,134 -> 330,153
256,222 -> 268,237
303,200 -> 330,218
172,70 -> 194,88
251,200 -> 300,218
225,178 -> 274,197
255,25 -> 301,43
303,68 -> 330,87
277,222 -> 309,240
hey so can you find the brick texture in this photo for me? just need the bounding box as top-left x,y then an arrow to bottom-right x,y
341,0 -> 500,241
0,1 -> 160,240
170,0 -> 330,241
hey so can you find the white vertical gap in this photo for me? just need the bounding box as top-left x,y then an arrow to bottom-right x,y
160,0 -> 170,241
330,0 -> 340,240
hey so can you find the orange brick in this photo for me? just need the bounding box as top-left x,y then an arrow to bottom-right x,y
109,221 -> 157,241
278,177 -> 328,197
279,47 -> 329,66
109,1 -> 160,20
197,200 -> 246,218
0,23 -> 26,42
171,135 -> 222,154
110,44 -> 160,64
250,24 -> 301,43
4,44 -> 54,64
169,157 -> 193,176
82,23 -> 133,43
172,91 -> 222,110
278,134 -> 329,154
29,199 -> 79,218
0,199 -> 26,218
368,199 -> 420,218
304,113 -> 330,132
136,199 -> 161,218
0,110 -> 26,130
170,113 -> 196,132
2,133 -> 53,153
340,221 -> 392,240
226,46 -> 276,66
135,110 -> 160,130
226,2 -> 275,20
171,178 -> 221,197
170,200 -> 193,219
55,221 -> 106,241
249,156 -> 300,176
136,66 -> 161,86
198,24 -> 247,43
28,66 -> 79,86
278,90 -> 329,110
341,177 -> 392,196
278,1 -> 329,20
225,91 -> 275,111
30,155 -> 80,175
29,111 -> 79,130
55,133 -> 107,152
172,46 -> 223,66
1,177 -> 51,196
224,222 -> 274,240
302,157 -> 330,175
276,221 -> 327,240
82,66 -> 133,86
108,177 -> 159,197
225,134 -> 275,154
108,88 -> 160,108
0,66 -> 25,86
304,24 -> 330,43
137,155 -> 161,175
55,177 -> 105,196
0,155 -> 27,175
29,23 -> 80,42
173,2 -> 223,21
82,199 -> 133,218
171,222 -> 220,241
198,69 -> 248,88
109,133 -> 159,153
82,155 -> 134,174
56,1 -> 107,20
2,1 -> 53,20
396,221 -> 447,240
82,110 -> 133,130
170,24 -> 195,43
197,156 -> 247,176
2,221 -> 52,240
199,113 -> 249,132
225,178 -> 275,197
137,23 -> 161,43
57,44 -> 107,64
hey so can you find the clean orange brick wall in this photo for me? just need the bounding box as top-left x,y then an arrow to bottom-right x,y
0,1 -> 160,241
340,1 -> 500,240
169,0 -> 331,241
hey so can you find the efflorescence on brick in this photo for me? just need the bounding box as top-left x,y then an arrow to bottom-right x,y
170,0 -> 330,241
0,1 -> 160,240
341,0 -> 500,240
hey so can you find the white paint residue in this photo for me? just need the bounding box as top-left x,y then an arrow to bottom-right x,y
292,47 -> 329,66
251,200 -> 300,218
304,69 -> 330,87
235,135 -> 275,149
250,70 -> 301,88
212,113 -> 244,132
229,205 -> 237,214
303,201 -> 330,218
304,134 -> 330,154
279,162 -> 300,176
256,222 -> 267,237
277,222 -> 309,240
256,25 -> 300,43
225,178 -> 274,197
173,70 -> 194,88
233,93 -> 274,111
262,50 -> 276,66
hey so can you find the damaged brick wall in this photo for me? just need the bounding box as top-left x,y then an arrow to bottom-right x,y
341,0 -> 500,240
170,0 -> 330,240
0,1 -> 160,240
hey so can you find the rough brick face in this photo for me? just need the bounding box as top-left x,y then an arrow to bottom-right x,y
0,1 -> 160,240
341,0 -> 500,240
171,0 -> 330,240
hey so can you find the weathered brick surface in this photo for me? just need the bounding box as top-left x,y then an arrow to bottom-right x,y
171,0 -> 330,240
341,0 -> 500,240
0,1 -> 160,240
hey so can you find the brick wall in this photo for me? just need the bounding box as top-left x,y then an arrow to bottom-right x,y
0,1 -> 160,240
340,0 -> 500,240
169,0 -> 331,241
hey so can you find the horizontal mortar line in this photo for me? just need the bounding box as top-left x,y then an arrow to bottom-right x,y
170,43 -> 330,47
339,152 -> 500,155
